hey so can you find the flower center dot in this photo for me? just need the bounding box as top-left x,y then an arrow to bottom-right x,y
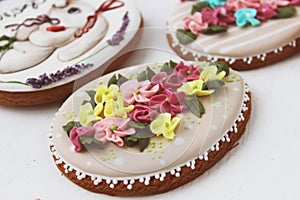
165,97 -> 169,101
162,77 -> 167,82
193,85 -> 198,89
104,91 -> 109,95
135,89 -> 140,94
186,70 -> 191,75
110,125 -> 117,131
246,13 -> 252,18
165,122 -> 170,127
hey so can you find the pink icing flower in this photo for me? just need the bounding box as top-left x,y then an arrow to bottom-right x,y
69,118 -> 135,152
288,0 -> 300,5
149,88 -> 186,117
183,12 -> 208,34
260,0 -> 290,8
227,0 -> 261,10
256,3 -> 277,21
120,79 -> 159,105
93,118 -> 136,146
151,72 -> 186,90
202,5 -> 236,26
70,126 -> 96,152
129,104 -> 158,123
174,61 -> 201,81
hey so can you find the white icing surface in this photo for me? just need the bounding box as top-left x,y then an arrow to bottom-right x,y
0,0 -> 141,92
168,1 -> 300,63
50,62 -> 249,183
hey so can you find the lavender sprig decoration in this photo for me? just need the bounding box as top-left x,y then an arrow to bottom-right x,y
107,11 -> 130,46
26,63 -> 93,89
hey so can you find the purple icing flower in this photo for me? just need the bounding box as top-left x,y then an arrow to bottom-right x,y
149,88 -> 186,117
256,3 -> 277,21
26,63 -> 93,89
107,11 -> 130,46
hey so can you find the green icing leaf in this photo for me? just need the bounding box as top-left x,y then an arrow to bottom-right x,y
0,35 -> 16,53
146,66 -> 156,80
169,60 -> 178,68
135,126 -> 155,138
63,121 -> 82,136
176,29 -> 197,44
276,6 -> 296,18
139,138 -> 150,152
129,121 -> 147,129
83,90 -> 96,108
117,74 -> 129,86
124,135 -> 139,147
202,26 -> 227,34
107,74 -> 117,87
191,2 -> 210,15
185,95 -> 205,118
80,137 -> 104,148
203,79 -> 224,90
210,61 -> 230,76
160,65 -> 174,75
137,70 -> 147,82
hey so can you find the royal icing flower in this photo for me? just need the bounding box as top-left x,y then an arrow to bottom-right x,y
199,65 -> 226,82
177,79 -> 215,96
70,126 -> 96,152
93,117 -> 135,146
79,102 -> 101,127
150,113 -> 181,140
183,12 -> 208,34
227,0 -> 261,10
149,88 -> 186,117
94,84 -> 120,115
234,8 -> 261,27
174,61 -> 200,81
202,6 -> 236,26
129,104 -> 158,123
256,3 -> 277,21
151,72 -> 186,90
103,96 -> 134,118
120,79 -> 159,105
203,0 -> 227,8
261,0 -> 290,9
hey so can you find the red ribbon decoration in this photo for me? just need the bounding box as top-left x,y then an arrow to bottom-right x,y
74,0 -> 124,38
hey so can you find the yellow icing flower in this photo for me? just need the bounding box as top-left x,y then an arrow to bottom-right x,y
150,113 -> 181,140
94,84 -> 120,116
79,102 -> 101,127
177,79 -> 214,96
199,65 -> 226,82
104,96 -> 134,118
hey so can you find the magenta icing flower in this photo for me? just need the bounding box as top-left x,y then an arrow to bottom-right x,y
202,5 -> 236,26
256,3 -> 277,21
174,61 -> 201,81
260,0 -> 290,9
227,0 -> 261,10
129,104 -> 158,123
183,12 -> 208,34
120,79 -> 159,105
70,126 -> 96,152
93,118 -> 135,146
149,88 -> 186,117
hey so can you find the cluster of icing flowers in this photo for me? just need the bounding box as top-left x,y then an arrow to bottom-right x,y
64,61 -> 229,152
177,0 -> 298,43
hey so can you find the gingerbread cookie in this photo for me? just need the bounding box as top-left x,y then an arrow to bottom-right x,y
0,0 -> 142,105
167,0 -> 300,70
49,60 -> 251,196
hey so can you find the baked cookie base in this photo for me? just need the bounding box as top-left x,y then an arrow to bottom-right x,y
0,18 -> 144,106
50,92 -> 251,197
167,34 -> 300,71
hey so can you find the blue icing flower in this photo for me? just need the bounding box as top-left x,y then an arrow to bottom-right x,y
234,8 -> 261,27
202,0 -> 226,8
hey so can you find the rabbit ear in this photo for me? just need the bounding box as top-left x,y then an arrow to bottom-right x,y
53,0 -> 70,8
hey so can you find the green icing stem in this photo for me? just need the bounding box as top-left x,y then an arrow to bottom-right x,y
0,80 -> 28,86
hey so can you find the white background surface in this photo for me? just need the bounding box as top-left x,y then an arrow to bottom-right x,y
1,0 -> 300,199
